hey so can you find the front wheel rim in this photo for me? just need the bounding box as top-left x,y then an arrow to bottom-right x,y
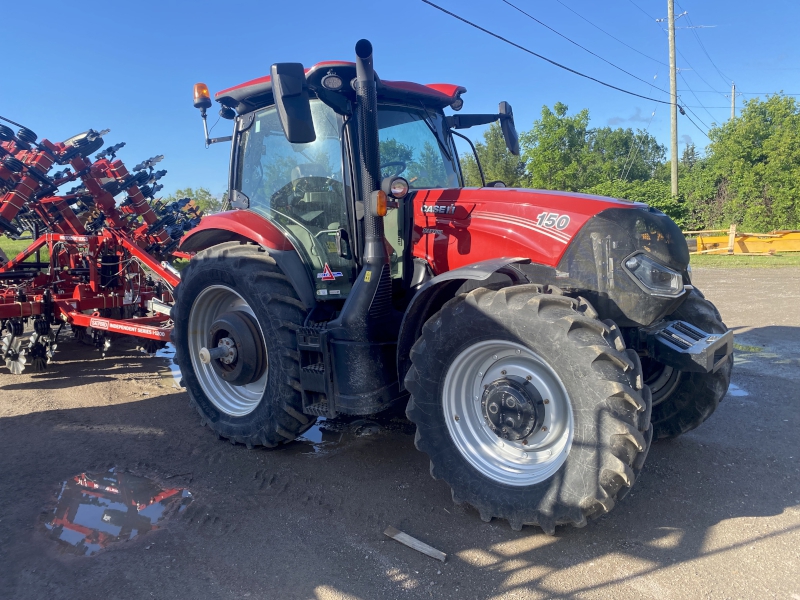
188,285 -> 268,417
442,339 -> 573,487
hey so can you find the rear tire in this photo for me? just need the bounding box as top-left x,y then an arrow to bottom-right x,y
404,285 -> 652,533
172,242 -> 313,447
646,287 -> 732,440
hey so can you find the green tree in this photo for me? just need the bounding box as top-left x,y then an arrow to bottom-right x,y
585,179 -> 689,228
681,143 -> 699,168
379,139 -> 414,178
460,122 -> 526,187
590,126 -> 665,182
520,102 -> 594,191
164,187 -> 222,214
407,141 -> 447,188
697,95 -> 800,231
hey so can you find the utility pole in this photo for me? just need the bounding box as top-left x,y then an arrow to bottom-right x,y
668,0 -> 678,196
731,81 -> 736,120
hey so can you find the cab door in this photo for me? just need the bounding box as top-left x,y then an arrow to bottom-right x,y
233,101 -> 357,300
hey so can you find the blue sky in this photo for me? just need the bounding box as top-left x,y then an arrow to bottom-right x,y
3,0 -> 797,198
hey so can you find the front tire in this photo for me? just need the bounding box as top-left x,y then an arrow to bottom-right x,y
172,242 -> 313,447
645,287 -> 732,440
405,285 -> 652,533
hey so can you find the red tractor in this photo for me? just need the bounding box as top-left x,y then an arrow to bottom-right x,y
174,40 -> 732,533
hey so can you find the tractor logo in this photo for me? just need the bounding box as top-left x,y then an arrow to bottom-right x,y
422,204 -> 456,215
317,263 -> 343,281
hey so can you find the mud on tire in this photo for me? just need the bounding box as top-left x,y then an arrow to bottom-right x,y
171,242 -> 313,448
404,285 -> 653,534
646,287 -> 732,440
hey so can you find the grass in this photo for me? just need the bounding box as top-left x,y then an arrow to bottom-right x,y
0,236 -> 48,262
690,252 -> 800,268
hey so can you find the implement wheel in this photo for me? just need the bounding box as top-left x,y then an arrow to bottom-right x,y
172,242 -> 313,447
644,287 -> 732,440
405,285 -> 652,533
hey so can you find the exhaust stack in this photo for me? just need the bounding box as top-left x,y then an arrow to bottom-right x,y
354,39 -> 387,264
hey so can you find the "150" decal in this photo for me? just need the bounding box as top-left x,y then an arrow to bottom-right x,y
536,212 -> 570,230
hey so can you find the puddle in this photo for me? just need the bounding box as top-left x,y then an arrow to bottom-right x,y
295,414 -> 415,455
43,468 -> 192,556
728,383 -> 749,397
146,342 -> 182,388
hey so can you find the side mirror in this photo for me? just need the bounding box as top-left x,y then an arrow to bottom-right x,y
271,63 -> 316,144
498,101 -> 519,156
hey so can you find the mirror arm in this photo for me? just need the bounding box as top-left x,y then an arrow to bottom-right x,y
446,113 -> 501,130
450,129 -> 485,187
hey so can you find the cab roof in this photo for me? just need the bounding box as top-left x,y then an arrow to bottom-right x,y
215,61 -> 466,115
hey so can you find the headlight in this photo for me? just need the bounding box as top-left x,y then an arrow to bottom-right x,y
624,253 -> 684,296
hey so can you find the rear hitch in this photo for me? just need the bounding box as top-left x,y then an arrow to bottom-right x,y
641,320 -> 733,373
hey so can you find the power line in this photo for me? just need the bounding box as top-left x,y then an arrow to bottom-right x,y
678,72 -> 717,123
553,0 -> 668,67
681,103 -> 711,131
500,0 -> 669,95
681,110 -> 711,139
620,107 -> 658,181
626,0 -> 659,21
420,0 -> 675,106
624,1 -> 728,122
680,90 -> 800,95
676,1 -> 733,86
674,45 -> 727,98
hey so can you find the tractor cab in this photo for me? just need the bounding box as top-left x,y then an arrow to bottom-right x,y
193,61 -> 515,303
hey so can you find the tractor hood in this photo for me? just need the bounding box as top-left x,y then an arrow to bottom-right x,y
411,187 -> 690,326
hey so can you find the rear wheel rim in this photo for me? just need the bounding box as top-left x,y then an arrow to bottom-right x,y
188,285 -> 268,417
442,340 -> 573,487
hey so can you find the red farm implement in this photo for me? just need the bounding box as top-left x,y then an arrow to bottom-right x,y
0,118 -> 200,374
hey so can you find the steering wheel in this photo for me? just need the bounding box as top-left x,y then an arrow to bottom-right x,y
270,176 -> 342,208
380,161 -> 407,177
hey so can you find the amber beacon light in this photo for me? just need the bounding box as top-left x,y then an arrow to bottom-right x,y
193,83 -> 212,110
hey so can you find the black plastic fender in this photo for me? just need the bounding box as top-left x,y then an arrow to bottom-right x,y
396,257 -> 530,390
179,230 -> 316,311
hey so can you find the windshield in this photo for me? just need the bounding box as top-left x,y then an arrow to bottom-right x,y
378,105 -> 459,189
236,100 -> 355,298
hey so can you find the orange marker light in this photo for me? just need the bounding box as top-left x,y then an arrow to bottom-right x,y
193,83 -> 212,110
372,190 -> 388,217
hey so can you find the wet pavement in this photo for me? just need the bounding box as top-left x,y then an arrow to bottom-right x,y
0,266 -> 798,599
43,469 -> 191,556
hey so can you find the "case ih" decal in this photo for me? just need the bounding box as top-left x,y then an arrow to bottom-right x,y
422,204 -> 456,215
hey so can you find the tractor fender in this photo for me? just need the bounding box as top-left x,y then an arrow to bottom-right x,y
396,257 -> 530,390
179,211 -> 316,310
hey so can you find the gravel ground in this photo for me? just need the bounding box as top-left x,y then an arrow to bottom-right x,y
0,267 -> 798,600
